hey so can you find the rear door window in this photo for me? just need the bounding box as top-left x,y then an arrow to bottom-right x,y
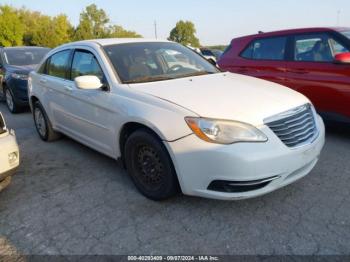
241,37 -> 287,61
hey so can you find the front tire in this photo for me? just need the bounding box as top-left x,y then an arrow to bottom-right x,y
5,88 -> 19,114
124,129 -> 179,200
33,101 -> 61,142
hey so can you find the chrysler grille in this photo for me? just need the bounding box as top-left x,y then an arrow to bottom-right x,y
265,104 -> 318,148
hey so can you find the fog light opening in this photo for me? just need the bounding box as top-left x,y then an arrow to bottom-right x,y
208,176 -> 280,193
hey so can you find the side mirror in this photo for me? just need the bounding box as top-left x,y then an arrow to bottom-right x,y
74,75 -> 103,90
334,52 -> 350,64
207,58 -> 217,66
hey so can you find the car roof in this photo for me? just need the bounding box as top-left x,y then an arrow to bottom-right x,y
50,38 -> 173,53
233,27 -> 350,41
2,46 -> 50,50
66,38 -> 171,47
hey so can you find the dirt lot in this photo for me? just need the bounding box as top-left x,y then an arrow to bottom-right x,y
0,102 -> 350,255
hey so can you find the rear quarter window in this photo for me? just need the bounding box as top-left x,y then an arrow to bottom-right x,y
37,60 -> 48,74
222,44 -> 232,56
47,50 -> 71,79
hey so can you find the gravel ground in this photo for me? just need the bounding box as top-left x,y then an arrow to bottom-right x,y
0,103 -> 349,256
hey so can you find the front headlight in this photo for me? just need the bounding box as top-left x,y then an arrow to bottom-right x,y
11,73 -> 28,80
185,117 -> 268,144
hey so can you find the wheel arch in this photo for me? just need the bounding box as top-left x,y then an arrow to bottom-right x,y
118,121 -> 166,161
29,96 -> 40,111
119,121 -> 183,196
2,82 -> 10,92
1,81 -> 7,96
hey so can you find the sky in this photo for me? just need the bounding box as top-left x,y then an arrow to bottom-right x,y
2,0 -> 350,46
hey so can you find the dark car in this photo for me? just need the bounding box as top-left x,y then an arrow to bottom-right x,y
218,27 -> 350,123
0,47 -> 50,113
200,48 -> 223,61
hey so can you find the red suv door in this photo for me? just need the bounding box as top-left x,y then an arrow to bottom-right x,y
284,32 -> 350,120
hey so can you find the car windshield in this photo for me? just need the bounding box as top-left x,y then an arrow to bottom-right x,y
103,42 -> 219,84
3,48 -> 50,66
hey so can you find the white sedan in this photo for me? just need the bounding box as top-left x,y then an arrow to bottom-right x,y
28,39 -> 325,200
0,112 -> 19,192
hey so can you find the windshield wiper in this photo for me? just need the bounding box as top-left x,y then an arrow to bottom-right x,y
172,71 -> 216,79
124,71 -> 217,84
124,75 -> 175,84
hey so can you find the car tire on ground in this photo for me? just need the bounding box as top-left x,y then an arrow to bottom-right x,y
124,129 -> 180,201
5,88 -> 20,114
0,89 -> 5,102
33,101 -> 61,142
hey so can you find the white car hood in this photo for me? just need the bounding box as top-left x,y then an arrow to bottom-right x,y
130,73 -> 309,126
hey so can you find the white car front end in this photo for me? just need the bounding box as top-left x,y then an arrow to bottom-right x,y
0,113 -> 19,192
166,113 -> 324,200
133,73 -> 325,200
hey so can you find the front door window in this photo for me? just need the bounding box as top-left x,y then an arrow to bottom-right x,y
294,33 -> 349,62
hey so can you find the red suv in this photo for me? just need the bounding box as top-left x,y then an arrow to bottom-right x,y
218,27 -> 350,123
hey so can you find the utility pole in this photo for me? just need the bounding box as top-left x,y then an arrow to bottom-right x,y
337,10 -> 341,26
154,20 -> 158,39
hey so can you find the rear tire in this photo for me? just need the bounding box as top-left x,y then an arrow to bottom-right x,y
33,101 -> 61,142
124,129 -> 179,200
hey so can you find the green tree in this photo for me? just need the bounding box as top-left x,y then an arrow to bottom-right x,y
18,8 -> 42,45
108,25 -> 142,38
168,20 -> 200,47
74,4 -> 110,40
19,8 -> 73,48
74,4 -> 142,40
0,5 -> 24,46
49,15 -> 73,46
27,14 -> 72,48
0,4 -> 141,47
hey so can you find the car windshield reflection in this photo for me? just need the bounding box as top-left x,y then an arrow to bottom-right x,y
103,42 -> 219,84
3,48 -> 50,66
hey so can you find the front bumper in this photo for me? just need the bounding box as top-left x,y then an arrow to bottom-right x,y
165,116 -> 325,200
0,168 -> 17,192
0,167 -> 17,181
